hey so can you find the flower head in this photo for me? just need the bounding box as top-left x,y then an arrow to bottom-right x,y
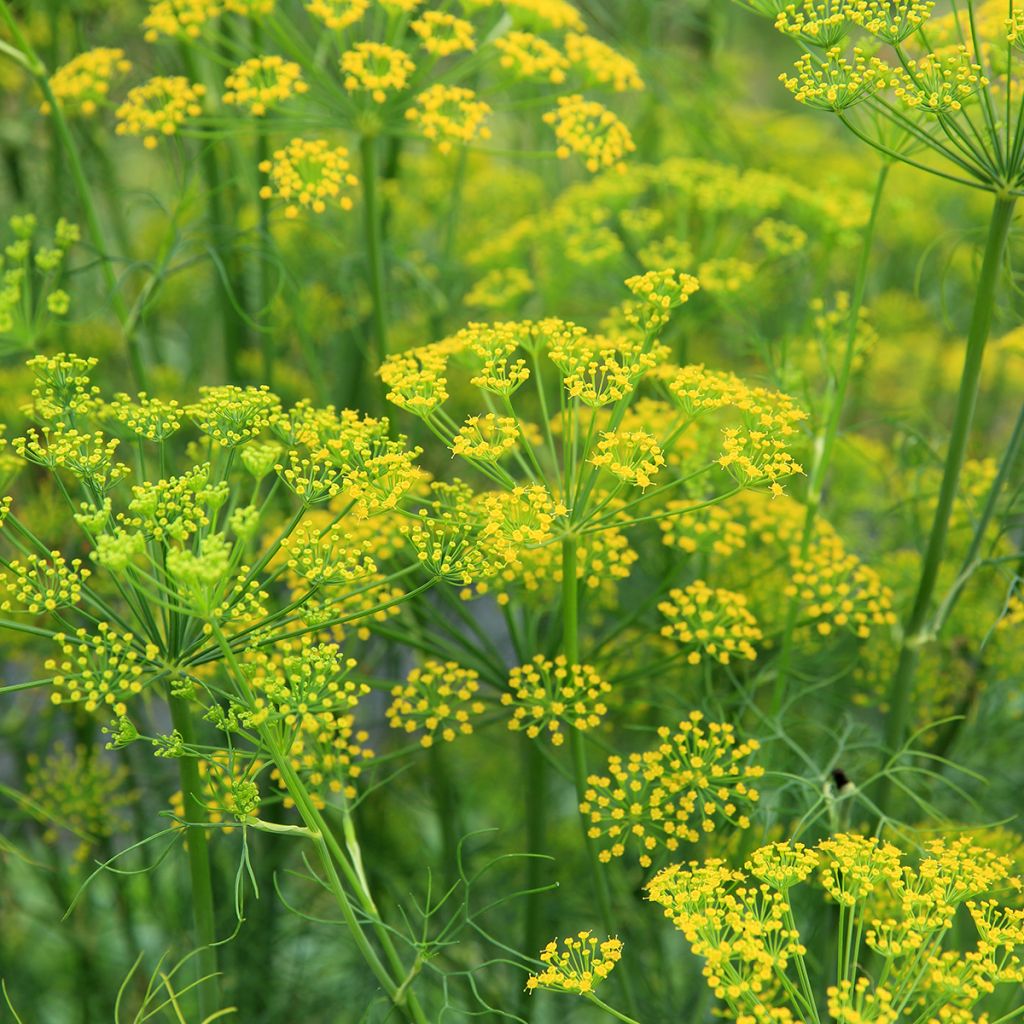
44,48 -> 132,117
223,55 -> 308,115
659,581 -> 762,665
526,932 -> 623,995
405,85 -> 492,154
340,42 -> 415,103
259,138 -> 360,218
544,94 -> 635,173
501,655 -> 611,745
115,76 -> 206,149
386,660 -> 486,747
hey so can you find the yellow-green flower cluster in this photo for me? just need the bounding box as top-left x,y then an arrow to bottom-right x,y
115,76 -> 207,149
658,581 -> 762,665
47,624 -> 160,716
186,385 -> 281,446
43,48 -> 132,117
410,11 -> 476,57
170,750 -> 263,832
258,138 -> 360,218
1,551 -> 90,615
588,430 -> 664,489
105,393 -> 182,442
386,660 -> 486,747
341,42 -> 416,103
501,655 -> 611,746
543,94 -> 635,173
525,932 -> 623,995
223,55 -> 308,115
25,743 -> 136,856
405,84 -> 493,154
581,713 -> 763,867
648,832 -> 1024,1024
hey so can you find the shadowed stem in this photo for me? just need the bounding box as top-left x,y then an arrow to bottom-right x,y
771,160 -> 890,714
168,695 -> 220,1020
880,193 -> 1016,810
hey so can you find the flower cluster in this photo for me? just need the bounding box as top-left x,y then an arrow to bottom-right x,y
115,76 -> 207,149
581,713 -> 763,867
258,138 -> 360,218
386,660 -> 486,747
648,832 -> 1024,1024
658,581 -> 762,665
525,932 -> 623,995
43,48 -> 133,117
543,94 -> 636,173
501,655 -> 611,746
223,55 -> 308,115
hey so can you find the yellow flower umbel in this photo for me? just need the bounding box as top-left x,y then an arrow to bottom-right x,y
142,0 -> 220,42
43,48 -> 132,117
588,430 -> 665,490
648,832 -> 1024,1024
1,551 -> 90,615
223,55 -> 308,116
410,11 -> 476,57
340,42 -> 415,103
775,0 -> 850,46
25,743 -> 136,860
847,0 -> 934,43
170,750 -> 263,834
386,660 -> 486,747
47,623 -> 160,716
564,32 -> 643,91
115,76 -> 207,149
581,713 -> 763,867
780,46 -> 889,111
305,0 -> 367,30
405,85 -> 492,154
658,581 -> 762,665
891,46 -> 988,113
450,413 -> 519,461
501,655 -> 611,746
526,931 -> 623,995
494,31 -> 569,83
544,94 -> 635,173
258,138 -> 360,218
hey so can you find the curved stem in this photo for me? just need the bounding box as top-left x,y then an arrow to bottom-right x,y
881,193 -> 1016,796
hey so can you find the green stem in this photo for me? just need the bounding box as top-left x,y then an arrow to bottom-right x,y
562,537 -> 640,1016
168,695 -> 220,1019
882,194 -> 1016,784
520,739 -> 548,1020
585,993 -> 644,1024
770,160 -> 890,714
361,134 -> 390,377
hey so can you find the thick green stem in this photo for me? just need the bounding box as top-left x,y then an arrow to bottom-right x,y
562,538 -> 640,1015
361,134 -> 390,377
770,161 -> 890,714
168,695 -> 220,1019
882,194 -> 1016,777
